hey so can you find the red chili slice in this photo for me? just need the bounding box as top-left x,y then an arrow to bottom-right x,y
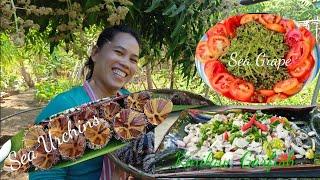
241,114 -> 256,131
253,120 -> 268,131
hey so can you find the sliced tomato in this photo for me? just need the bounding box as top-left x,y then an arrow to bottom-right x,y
286,41 -> 310,70
283,83 -> 303,95
210,73 -> 235,94
285,29 -> 302,47
204,60 -> 227,80
240,14 -> 258,25
266,93 -> 288,103
299,27 -> 316,50
265,23 -> 286,33
258,89 -> 276,97
296,55 -> 315,82
206,23 -> 228,39
250,91 -> 266,103
196,41 -> 216,62
289,55 -> 312,79
273,78 -> 299,93
207,35 -> 230,58
280,19 -> 296,32
258,14 -> 281,26
224,15 -> 242,38
230,79 -> 254,102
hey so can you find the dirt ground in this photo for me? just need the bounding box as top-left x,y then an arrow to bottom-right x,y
1,89 -> 45,136
0,89 -> 45,180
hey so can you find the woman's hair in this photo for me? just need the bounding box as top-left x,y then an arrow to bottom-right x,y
82,25 -> 140,80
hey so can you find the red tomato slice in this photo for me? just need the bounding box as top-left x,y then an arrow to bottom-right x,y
285,29 -> 302,47
240,14 -> 258,25
289,55 -> 312,78
265,23 -> 286,33
258,89 -> 276,97
258,14 -> 281,26
283,83 -> 303,96
230,79 -> 254,102
280,19 -> 296,32
299,27 -> 316,50
296,55 -> 315,82
196,41 -> 216,62
224,15 -> 242,38
266,93 -> 288,103
204,60 -> 227,80
273,78 -> 299,93
250,91 -> 266,103
210,73 -> 235,94
286,41 -> 310,70
207,35 -> 230,58
206,23 -> 228,39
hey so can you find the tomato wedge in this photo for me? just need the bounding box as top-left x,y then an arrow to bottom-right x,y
250,91 -> 266,103
265,23 -> 286,33
266,93 -> 287,103
289,55 -> 312,79
206,23 -> 228,39
210,73 -> 235,94
258,89 -> 276,97
285,29 -> 302,47
273,78 -> 299,93
240,14 -> 258,25
230,79 -> 254,102
224,15 -> 242,38
283,83 -> 303,95
296,55 -> 315,82
258,14 -> 281,26
286,41 -> 310,70
280,19 -> 296,32
207,35 -> 230,58
204,60 -> 227,80
196,41 -> 216,62
299,27 -> 316,50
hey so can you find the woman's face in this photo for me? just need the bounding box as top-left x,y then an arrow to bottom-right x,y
91,32 -> 139,90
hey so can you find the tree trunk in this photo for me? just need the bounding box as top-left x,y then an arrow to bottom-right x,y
20,61 -> 34,88
146,62 -> 153,90
169,58 -> 174,89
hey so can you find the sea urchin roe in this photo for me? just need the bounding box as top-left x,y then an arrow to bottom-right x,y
220,21 -> 290,90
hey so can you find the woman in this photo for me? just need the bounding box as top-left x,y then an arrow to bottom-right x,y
30,25 -> 140,180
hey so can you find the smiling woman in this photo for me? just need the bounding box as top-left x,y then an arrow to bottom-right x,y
29,25 -> 141,180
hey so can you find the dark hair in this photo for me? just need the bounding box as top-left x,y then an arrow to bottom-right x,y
82,25 -> 140,80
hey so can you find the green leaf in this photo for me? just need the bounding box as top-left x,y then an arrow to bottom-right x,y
11,129 -> 25,152
170,13 -> 186,38
169,4 -> 186,17
162,4 -> 177,15
52,140 -> 127,169
145,0 -> 163,13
